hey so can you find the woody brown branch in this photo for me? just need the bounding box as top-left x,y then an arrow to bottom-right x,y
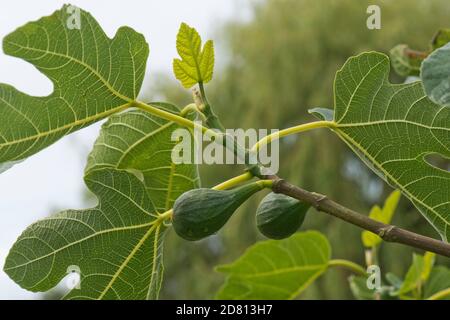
270,177 -> 450,258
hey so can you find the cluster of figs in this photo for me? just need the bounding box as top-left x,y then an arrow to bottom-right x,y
172,181 -> 310,241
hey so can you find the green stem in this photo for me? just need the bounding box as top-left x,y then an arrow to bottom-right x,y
256,179 -> 274,189
134,100 -> 223,141
135,100 -> 256,175
198,82 -> 225,131
196,84 -> 260,175
365,246 -> 379,267
251,121 -> 333,152
427,287 -> 450,300
328,259 -> 367,276
213,173 -> 272,192
372,245 -> 379,266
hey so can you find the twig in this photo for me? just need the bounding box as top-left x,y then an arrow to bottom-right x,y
271,178 -> 450,258
135,100 -> 450,258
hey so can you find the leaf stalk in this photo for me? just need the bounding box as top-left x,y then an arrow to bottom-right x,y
328,259 -> 367,276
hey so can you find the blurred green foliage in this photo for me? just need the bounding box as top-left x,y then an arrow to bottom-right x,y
146,0 -> 450,299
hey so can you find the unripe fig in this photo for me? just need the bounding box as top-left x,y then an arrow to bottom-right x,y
256,192 -> 309,239
173,182 -> 264,241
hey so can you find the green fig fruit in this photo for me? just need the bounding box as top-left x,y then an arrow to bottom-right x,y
173,182 -> 264,241
256,192 -> 309,239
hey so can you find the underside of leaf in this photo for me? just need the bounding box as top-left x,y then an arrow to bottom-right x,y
4,169 -> 163,299
4,101 -> 201,299
326,52 -> 450,241
0,5 -> 148,172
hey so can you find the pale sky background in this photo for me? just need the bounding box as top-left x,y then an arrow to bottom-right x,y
0,0 -> 253,299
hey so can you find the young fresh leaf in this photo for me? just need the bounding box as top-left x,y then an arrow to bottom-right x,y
172,23 -> 214,88
348,275 -> 376,300
311,52 -> 450,241
397,252 -> 435,299
389,28 -> 450,78
421,251 -> 436,282
397,254 -> 424,298
5,97 -> 200,299
4,169 -> 164,300
0,5 -> 148,173
421,42 -> 450,107
216,231 -> 330,300
362,190 -> 401,247
86,102 -> 200,212
361,205 -> 382,247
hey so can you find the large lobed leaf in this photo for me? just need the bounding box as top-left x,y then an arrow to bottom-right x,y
0,5 -> 148,172
5,100 -> 200,299
1,5 -> 201,300
216,231 -> 330,300
389,44 -> 423,77
312,52 -> 450,241
4,169 -> 164,299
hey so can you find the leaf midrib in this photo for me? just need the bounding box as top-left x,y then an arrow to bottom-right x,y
97,223 -> 158,299
146,224 -> 162,300
179,27 -> 202,80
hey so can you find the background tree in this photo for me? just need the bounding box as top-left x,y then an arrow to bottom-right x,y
144,0 -> 450,299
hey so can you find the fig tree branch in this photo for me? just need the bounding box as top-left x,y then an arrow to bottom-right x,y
194,84 -> 225,131
135,99 -> 450,258
270,177 -> 450,258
